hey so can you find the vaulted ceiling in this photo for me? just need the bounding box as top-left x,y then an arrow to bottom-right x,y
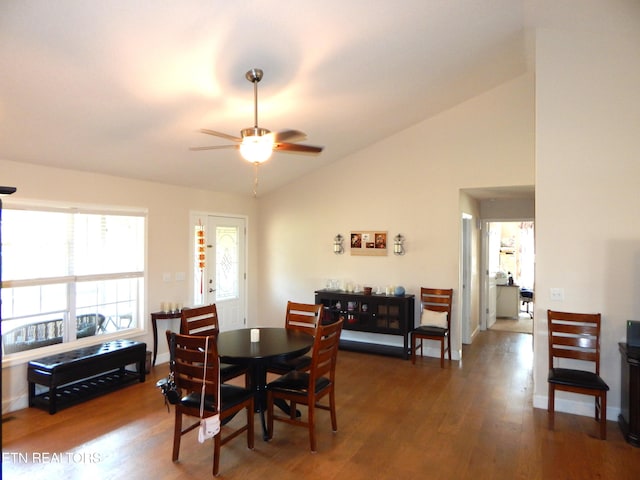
2,1 -> 623,197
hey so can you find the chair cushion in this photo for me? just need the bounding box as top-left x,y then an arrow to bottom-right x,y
548,368 -> 609,391
267,355 -> 312,373
181,384 -> 253,411
414,325 -> 448,337
267,370 -> 330,395
220,362 -> 247,381
420,309 -> 448,328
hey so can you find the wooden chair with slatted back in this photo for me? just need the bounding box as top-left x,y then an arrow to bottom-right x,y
266,318 -> 344,452
180,304 -> 248,384
411,288 -> 453,368
547,309 -> 609,439
166,331 -> 254,476
266,301 -> 323,375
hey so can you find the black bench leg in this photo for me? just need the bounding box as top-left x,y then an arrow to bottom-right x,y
49,386 -> 58,415
28,381 -> 35,407
138,359 -> 146,382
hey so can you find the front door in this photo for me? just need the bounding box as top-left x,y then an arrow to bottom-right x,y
192,213 -> 246,331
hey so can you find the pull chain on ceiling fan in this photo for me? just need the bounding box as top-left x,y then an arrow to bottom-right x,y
190,68 -> 324,195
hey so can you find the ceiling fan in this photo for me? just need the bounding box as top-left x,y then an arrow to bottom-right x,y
190,68 -> 323,164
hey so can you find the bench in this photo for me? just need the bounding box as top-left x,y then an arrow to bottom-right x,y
28,339 -> 146,414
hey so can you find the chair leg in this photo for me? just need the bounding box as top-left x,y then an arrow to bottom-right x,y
172,410 -> 182,461
308,400 -> 317,453
411,334 -> 417,364
447,333 -> 452,361
212,433 -> 221,476
329,388 -> 338,432
547,384 -> 555,430
599,393 -> 607,440
440,338 -> 445,368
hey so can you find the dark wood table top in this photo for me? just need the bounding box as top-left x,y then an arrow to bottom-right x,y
218,327 -> 313,362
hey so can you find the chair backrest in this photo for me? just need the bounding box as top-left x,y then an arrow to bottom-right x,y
547,310 -> 602,375
181,304 -> 219,336
167,330 -> 220,398
420,288 -> 453,327
285,301 -> 323,335
309,318 -> 344,384
76,313 -> 105,331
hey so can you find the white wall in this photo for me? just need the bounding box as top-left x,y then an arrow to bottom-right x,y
257,73 -> 535,359
533,24 -> 640,419
0,159 -> 258,412
480,197 -> 534,220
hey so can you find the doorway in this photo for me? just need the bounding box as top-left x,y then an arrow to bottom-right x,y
191,213 -> 247,331
482,221 -> 534,334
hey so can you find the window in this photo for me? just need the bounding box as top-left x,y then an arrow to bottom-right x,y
1,203 -> 145,356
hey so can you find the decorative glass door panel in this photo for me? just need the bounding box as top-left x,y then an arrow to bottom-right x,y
215,226 -> 239,302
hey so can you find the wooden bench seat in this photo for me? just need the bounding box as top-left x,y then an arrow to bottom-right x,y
28,339 -> 146,414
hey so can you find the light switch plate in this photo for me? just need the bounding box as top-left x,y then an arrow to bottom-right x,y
550,288 -> 564,301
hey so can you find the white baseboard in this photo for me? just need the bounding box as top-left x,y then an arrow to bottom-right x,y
3,395 -> 29,414
154,351 -> 170,367
533,394 -> 619,422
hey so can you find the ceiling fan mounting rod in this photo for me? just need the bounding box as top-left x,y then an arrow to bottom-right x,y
246,68 -> 263,130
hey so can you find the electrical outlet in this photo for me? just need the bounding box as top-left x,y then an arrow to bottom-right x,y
162,272 -> 171,282
175,272 -> 185,282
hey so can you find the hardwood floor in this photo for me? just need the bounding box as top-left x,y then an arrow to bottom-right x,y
3,330 -> 639,479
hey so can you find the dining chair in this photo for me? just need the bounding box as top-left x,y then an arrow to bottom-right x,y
166,331 -> 254,476
411,288 -> 453,367
266,301 -> 323,375
180,304 -> 248,384
266,318 -> 343,452
547,309 -> 609,439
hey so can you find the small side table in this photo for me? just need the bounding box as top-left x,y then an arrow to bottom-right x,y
619,342 -> 640,447
151,311 -> 181,366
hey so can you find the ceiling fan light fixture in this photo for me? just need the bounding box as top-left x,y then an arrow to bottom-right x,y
240,133 -> 273,163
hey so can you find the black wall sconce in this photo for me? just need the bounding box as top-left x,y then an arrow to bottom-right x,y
333,234 -> 344,254
393,234 -> 405,255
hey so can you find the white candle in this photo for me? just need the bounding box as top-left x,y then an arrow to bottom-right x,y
250,328 -> 260,342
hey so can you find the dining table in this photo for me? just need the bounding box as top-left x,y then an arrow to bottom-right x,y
218,327 -> 314,439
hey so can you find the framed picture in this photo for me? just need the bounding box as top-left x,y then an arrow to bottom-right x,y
350,231 -> 387,256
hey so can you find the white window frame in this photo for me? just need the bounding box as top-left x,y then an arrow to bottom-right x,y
1,199 -> 148,367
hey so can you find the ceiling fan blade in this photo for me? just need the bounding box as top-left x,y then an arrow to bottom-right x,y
189,145 -> 239,151
271,129 -> 307,144
199,129 -> 242,142
274,142 -> 323,154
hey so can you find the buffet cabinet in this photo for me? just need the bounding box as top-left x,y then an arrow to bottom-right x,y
315,289 -> 415,359
619,342 -> 640,447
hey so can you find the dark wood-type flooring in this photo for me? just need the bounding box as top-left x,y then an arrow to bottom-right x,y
3,330 -> 639,479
